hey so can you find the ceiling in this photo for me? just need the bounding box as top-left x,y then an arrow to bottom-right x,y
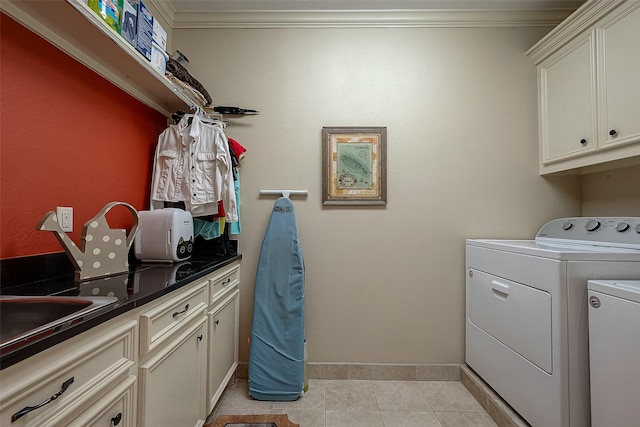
158,0 -> 586,28
165,0 -> 585,12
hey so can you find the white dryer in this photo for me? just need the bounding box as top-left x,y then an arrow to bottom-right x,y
587,279 -> 640,427
465,217 -> 640,427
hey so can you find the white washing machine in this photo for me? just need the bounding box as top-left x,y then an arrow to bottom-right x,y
465,217 -> 640,427
587,279 -> 640,427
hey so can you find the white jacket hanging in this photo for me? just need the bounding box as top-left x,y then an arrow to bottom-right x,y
150,115 -> 238,221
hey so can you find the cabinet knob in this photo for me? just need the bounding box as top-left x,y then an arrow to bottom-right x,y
111,413 -> 123,426
214,319 -> 220,326
609,129 -> 617,136
197,334 -> 203,341
580,138 -> 587,145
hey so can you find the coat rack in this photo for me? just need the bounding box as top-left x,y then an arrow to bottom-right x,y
259,190 -> 308,198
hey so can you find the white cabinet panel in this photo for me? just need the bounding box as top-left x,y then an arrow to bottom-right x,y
138,318 -> 207,427
207,289 -> 239,412
0,320 -> 137,426
139,279 -> 208,356
599,3 -> 640,150
67,376 -> 137,427
541,36 -> 596,162
528,0 -> 640,174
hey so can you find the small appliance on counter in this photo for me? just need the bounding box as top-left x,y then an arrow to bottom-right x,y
134,208 -> 193,262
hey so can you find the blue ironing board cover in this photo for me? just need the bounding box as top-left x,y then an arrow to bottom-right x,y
248,197 -> 305,401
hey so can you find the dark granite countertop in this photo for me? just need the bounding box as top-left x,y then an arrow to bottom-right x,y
0,252 -> 242,370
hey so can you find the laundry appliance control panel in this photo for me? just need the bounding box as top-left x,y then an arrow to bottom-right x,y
535,217 -> 640,249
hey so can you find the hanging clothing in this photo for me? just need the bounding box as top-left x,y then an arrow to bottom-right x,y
249,196 -> 305,401
229,171 -> 242,235
228,137 -> 247,163
149,118 -> 191,206
188,115 -> 237,220
149,115 -> 237,221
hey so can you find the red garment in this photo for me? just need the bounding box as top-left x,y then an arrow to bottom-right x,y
213,200 -> 225,220
228,137 -> 247,162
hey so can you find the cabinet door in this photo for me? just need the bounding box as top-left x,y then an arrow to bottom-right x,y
67,376 -> 136,427
138,319 -> 207,427
0,321 -> 136,427
207,289 -> 239,412
540,35 -> 597,163
599,3 -> 640,150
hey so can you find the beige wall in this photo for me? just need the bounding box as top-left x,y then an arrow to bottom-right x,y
173,25 -> 584,365
581,164 -> 640,216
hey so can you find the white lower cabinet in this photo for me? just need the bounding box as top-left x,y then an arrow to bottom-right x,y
207,288 -> 240,412
138,318 -> 207,427
0,260 -> 241,427
0,320 -> 137,426
67,375 -> 137,427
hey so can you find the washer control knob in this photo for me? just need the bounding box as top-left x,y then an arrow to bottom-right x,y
616,222 -> 630,232
636,224 -> 640,233
585,220 -> 601,232
562,221 -> 573,230
589,296 -> 601,308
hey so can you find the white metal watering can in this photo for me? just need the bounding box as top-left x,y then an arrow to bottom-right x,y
36,202 -> 139,282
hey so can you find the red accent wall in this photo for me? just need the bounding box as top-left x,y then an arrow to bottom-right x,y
0,14 -> 167,259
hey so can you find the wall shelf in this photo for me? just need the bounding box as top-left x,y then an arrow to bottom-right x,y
1,0 -> 202,116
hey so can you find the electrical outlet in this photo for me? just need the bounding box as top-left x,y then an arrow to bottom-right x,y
56,207 -> 73,232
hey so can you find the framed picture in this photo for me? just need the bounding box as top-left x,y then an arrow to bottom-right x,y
322,127 -> 387,206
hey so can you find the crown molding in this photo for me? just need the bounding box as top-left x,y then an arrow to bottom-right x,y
150,0 -> 177,26
526,0 -> 619,63
164,9 -> 574,29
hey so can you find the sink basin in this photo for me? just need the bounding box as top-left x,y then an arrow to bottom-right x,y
0,295 -> 118,352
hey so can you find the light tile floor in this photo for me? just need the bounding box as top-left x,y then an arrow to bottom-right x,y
209,379 -> 498,427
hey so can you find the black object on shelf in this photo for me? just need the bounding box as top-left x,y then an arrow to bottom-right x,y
212,106 -> 259,115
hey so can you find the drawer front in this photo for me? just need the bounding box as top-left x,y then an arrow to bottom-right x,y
468,269 -> 552,374
140,280 -> 208,356
0,321 -> 136,427
209,262 -> 240,304
67,375 -> 136,427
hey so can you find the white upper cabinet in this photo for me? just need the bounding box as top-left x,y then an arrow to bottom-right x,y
540,34 -> 596,162
528,0 -> 640,175
598,4 -> 640,150
0,0 -> 200,116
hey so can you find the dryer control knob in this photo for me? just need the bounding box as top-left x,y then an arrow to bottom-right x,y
616,222 -> 630,232
562,221 -> 573,230
585,220 -> 601,232
636,224 -> 640,233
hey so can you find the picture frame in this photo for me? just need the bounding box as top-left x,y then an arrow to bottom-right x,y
322,127 -> 387,206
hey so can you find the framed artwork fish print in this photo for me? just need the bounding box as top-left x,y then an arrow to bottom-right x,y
322,127 -> 387,206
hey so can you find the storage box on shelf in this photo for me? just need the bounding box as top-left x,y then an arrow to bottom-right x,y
527,0 -> 640,175
0,0 -> 203,115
